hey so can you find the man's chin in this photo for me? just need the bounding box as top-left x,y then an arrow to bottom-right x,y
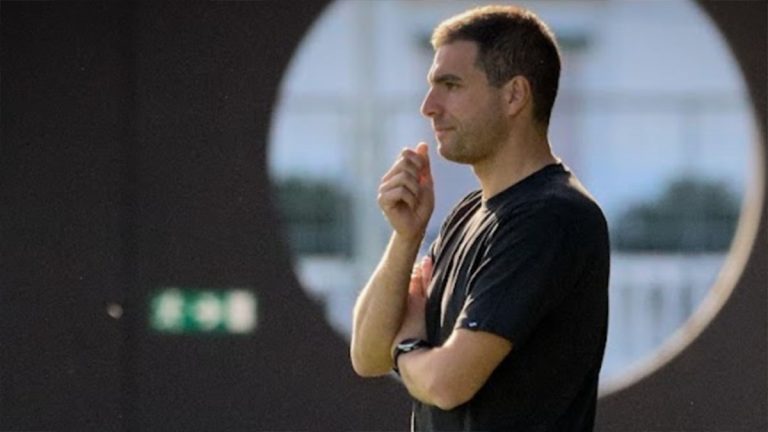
436,141 -> 472,165
435,140 -> 451,160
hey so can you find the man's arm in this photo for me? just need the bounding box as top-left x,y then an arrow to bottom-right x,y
395,329 -> 512,410
387,254 -> 511,410
350,233 -> 422,376
350,143 -> 434,377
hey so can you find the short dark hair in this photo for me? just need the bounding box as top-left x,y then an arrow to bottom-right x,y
431,5 -> 561,126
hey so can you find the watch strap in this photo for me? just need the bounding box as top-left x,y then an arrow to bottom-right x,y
392,338 -> 432,375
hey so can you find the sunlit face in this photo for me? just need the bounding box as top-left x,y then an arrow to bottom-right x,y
420,40 -> 509,165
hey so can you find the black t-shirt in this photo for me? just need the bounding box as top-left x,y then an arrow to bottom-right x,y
413,163 -> 610,432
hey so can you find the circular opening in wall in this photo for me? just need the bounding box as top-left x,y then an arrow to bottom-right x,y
268,0 -> 762,395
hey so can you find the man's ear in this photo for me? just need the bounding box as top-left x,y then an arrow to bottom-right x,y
502,75 -> 531,117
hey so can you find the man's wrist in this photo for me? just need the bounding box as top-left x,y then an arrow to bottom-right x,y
392,338 -> 432,374
386,231 -> 425,278
391,230 -> 425,247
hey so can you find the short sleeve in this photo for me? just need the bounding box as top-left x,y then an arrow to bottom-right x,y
456,205 -> 580,348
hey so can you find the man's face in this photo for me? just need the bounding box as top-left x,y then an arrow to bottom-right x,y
421,40 -> 508,165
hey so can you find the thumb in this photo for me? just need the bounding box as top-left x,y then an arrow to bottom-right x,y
416,142 -> 432,187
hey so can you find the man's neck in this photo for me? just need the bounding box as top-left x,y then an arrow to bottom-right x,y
473,125 -> 558,201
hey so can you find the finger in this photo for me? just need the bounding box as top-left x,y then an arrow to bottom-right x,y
381,153 -> 423,183
400,148 -> 424,171
421,256 -> 433,286
378,187 -> 417,211
410,277 -> 426,298
416,143 -> 433,187
378,186 -> 417,211
386,147 -> 424,176
409,264 -> 422,295
381,158 -> 422,181
416,142 -> 429,157
379,171 -> 420,200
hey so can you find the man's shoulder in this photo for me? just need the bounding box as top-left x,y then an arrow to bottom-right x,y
491,170 -> 608,240
547,176 -> 605,220
532,169 -> 605,222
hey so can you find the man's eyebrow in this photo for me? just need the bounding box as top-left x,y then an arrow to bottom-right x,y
428,73 -> 463,85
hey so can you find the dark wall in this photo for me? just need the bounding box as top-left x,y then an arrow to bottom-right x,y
1,4 -> 131,430
1,2 -> 406,431
0,1 -> 765,431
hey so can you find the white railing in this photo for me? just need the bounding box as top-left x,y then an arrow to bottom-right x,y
602,252 -> 724,381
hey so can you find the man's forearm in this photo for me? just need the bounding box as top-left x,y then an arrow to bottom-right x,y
350,232 -> 423,376
397,345 -> 467,411
397,329 -> 513,411
396,348 -> 441,405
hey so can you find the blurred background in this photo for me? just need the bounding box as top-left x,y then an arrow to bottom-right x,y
269,0 -> 758,390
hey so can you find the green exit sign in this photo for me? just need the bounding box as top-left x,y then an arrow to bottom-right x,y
149,288 -> 258,335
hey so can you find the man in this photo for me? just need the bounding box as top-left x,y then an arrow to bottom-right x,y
350,5 -> 609,431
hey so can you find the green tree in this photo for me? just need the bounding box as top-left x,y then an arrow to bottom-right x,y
274,178 -> 353,256
613,177 -> 740,252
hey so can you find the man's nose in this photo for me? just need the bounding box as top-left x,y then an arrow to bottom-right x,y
420,88 -> 439,118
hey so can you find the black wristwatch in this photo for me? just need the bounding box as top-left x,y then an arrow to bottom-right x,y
392,338 -> 432,375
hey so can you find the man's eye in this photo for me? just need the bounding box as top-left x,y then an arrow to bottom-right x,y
445,82 -> 458,90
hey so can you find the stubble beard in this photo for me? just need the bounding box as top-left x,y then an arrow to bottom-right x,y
437,110 -> 508,166
436,131 -> 470,164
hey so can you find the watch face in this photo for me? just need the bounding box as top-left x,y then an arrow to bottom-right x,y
398,338 -> 424,352
393,339 -> 431,374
